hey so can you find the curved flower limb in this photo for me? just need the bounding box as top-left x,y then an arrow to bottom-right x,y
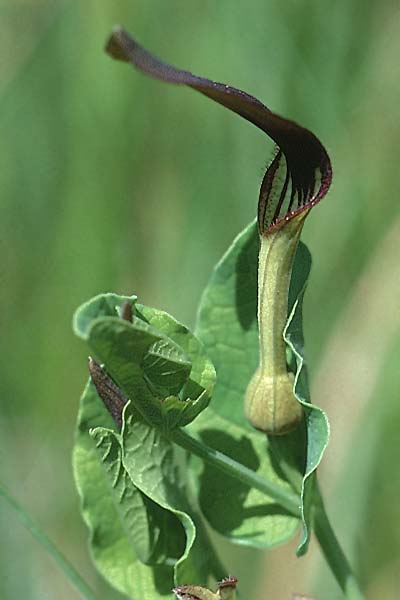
106,26 -> 332,234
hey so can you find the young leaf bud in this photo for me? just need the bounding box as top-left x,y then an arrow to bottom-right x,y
88,357 -> 128,429
173,576 -> 237,600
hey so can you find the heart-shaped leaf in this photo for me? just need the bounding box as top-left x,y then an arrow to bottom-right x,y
194,221 -> 329,554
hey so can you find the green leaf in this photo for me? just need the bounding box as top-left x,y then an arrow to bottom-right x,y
73,295 -> 222,595
91,402 -> 223,586
73,292 -> 137,338
191,221 -> 297,547
91,419 -> 186,567
73,294 -> 216,430
143,338 -> 191,396
136,304 -> 216,426
190,410 -> 298,548
135,304 -> 215,400
73,382 -> 174,599
195,221 -> 259,429
282,244 -> 330,556
194,220 -> 329,554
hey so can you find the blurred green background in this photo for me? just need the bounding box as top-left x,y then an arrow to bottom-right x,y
1,1 -> 400,598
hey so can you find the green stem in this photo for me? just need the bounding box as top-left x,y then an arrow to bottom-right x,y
171,428 -> 300,517
171,430 -> 364,599
313,484 -> 364,600
0,484 -> 97,600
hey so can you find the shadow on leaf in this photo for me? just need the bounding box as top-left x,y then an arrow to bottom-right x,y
235,223 -> 259,332
198,429 -> 291,535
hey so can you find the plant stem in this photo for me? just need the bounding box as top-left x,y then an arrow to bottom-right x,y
171,430 -> 364,599
171,428 -> 301,517
0,484 -> 97,600
313,484 -> 364,600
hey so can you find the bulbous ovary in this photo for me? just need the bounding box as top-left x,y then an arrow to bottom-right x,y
245,369 -> 302,435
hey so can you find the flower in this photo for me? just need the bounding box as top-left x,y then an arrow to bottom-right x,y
106,26 -> 332,234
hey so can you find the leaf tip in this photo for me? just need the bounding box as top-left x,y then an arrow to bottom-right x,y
105,25 -> 131,63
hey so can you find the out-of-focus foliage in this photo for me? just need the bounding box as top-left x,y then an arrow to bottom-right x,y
1,1 -> 399,599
